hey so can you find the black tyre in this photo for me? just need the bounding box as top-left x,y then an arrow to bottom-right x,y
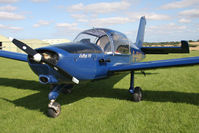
132,87 -> 142,102
47,102 -> 61,118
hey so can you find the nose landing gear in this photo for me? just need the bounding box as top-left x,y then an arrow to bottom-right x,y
47,84 -> 64,118
47,84 -> 74,118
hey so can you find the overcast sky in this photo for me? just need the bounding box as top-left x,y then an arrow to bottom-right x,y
0,0 -> 198,42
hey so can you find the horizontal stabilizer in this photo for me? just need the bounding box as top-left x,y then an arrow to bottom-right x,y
141,41 -> 189,54
0,50 -> 27,62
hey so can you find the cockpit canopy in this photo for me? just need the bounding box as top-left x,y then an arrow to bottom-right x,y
74,28 -> 130,55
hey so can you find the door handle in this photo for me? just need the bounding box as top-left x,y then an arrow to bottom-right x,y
99,58 -> 111,63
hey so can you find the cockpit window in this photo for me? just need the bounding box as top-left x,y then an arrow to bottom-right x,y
96,36 -> 111,53
111,32 -> 130,54
74,31 -> 112,53
73,28 -> 130,55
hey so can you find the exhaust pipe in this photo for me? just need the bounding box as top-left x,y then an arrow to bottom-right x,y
39,75 -> 58,84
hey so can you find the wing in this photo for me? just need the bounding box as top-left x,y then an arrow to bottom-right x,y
109,56 -> 199,72
0,50 -> 27,62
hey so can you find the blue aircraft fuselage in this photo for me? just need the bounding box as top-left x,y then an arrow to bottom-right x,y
28,42 -> 144,84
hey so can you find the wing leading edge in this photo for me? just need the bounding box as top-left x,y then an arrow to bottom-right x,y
109,56 -> 199,72
0,50 -> 27,62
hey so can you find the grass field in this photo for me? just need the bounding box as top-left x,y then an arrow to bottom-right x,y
0,51 -> 199,133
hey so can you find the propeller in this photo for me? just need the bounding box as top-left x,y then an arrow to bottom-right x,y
9,37 -> 79,84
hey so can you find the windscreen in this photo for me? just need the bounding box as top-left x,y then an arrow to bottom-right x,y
74,30 -> 112,53
73,33 -> 98,44
73,28 -> 130,55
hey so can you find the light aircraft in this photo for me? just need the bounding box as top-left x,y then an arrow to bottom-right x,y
0,16 -> 199,118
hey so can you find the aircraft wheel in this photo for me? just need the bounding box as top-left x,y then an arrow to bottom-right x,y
132,87 -> 142,102
47,102 -> 61,118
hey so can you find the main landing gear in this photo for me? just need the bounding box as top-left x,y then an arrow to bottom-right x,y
47,84 -> 73,118
129,71 -> 143,102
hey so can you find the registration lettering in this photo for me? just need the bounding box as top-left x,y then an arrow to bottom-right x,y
79,54 -> 92,58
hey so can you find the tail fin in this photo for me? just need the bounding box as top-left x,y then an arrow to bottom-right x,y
135,16 -> 146,48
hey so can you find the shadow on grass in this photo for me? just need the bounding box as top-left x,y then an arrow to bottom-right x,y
0,72 -> 198,114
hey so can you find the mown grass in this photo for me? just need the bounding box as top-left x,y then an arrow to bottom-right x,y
0,51 -> 199,133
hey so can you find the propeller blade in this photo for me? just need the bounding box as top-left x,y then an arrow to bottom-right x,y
43,60 -> 79,84
9,37 -> 42,62
10,37 -> 79,84
43,59 -> 74,80
9,37 -> 37,56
